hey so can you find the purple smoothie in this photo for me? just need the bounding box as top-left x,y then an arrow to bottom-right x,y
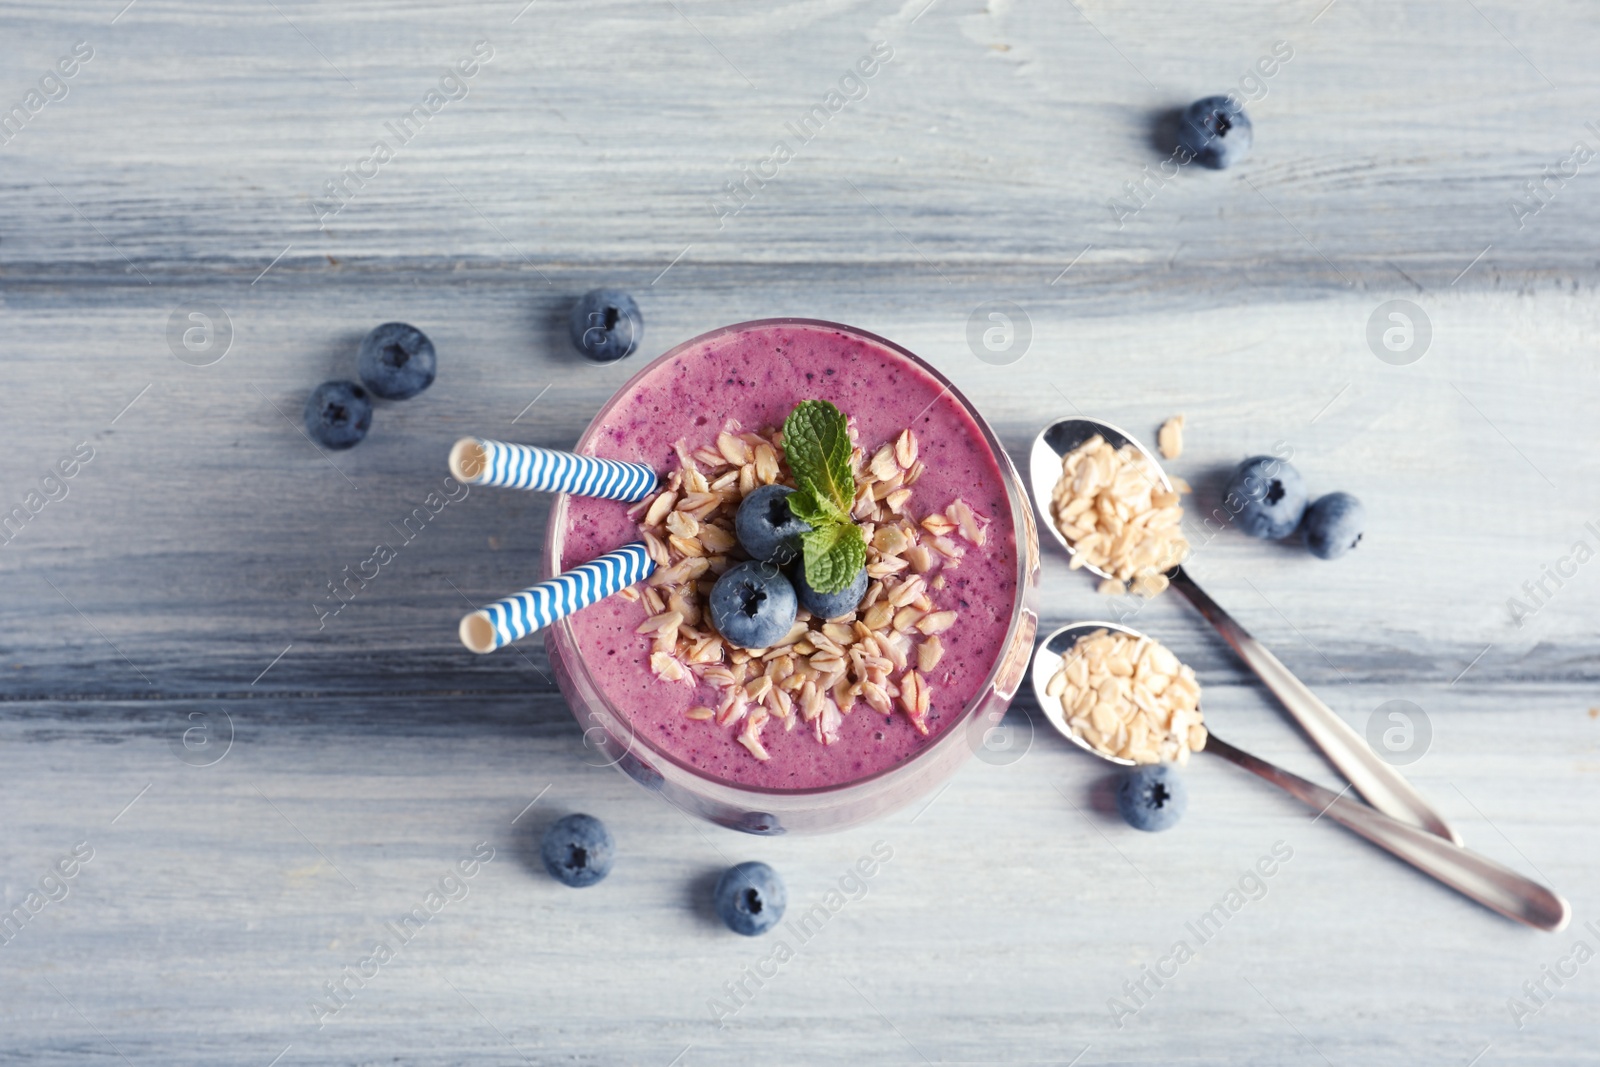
559,322 -> 1019,790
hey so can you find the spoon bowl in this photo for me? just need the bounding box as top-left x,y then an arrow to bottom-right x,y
1030,619 -> 1151,765
1027,416 -> 1173,579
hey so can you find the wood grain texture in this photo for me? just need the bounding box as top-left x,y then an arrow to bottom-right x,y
2,0 -> 1599,1064
1,0 -> 1599,284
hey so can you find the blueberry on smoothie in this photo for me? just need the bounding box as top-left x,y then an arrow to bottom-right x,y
303,380 -> 373,450
1116,764 -> 1187,832
1302,492 -> 1365,560
569,289 -> 643,364
1177,95 -> 1253,170
713,861 -> 786,936
540,813 -> 614,887
709,561 -> 797,649
735,485 -> 812,565
358,322 -> 436,400
792,563 -> 868,621
1225,456 -> 1308,540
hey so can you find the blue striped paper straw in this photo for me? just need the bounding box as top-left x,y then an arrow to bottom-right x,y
449,437 -> 657,503
459,542 -> 656,654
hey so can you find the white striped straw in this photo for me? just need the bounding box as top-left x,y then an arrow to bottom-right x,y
459,542 -> 656,654
449,437 -> 657,503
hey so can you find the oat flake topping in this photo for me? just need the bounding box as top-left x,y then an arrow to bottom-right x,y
620,420 -> 987,761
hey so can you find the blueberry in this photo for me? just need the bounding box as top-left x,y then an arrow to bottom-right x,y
303,380 -> 373,450
735,485 -> 812,564
358,322 -> 436,400
792,564 -> 868,621
1116,764 -> 1187,832
1303,492 -> 1365,560
540,813 -> 614,887
1225,455 -> 1308,540
709,561 -> 797,649
1177,95 -> 1253,170
713,861 -> 786,936
569,289 -> 642,364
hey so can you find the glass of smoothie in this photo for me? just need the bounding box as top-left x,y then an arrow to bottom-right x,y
545,319 -> 1039,833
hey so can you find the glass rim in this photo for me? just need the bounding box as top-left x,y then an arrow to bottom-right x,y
544,317 -> 1035,797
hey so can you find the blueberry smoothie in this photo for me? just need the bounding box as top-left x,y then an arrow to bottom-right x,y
557,321 -> 1022,792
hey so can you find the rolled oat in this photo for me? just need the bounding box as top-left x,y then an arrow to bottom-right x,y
1046,628 -> 1205,764
633,421 -> 979,761
1050,434 -> 1187,596
1157,414 -> 1184,460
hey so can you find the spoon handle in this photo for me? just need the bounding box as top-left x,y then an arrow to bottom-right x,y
1205,735 -> 1569,931
1169,566 -> 1462,845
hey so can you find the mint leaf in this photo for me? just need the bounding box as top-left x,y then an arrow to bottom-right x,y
800,522 -> 867,595
781,400 -> 866,596
786,486 -> 846,528
782,400 -> 855,517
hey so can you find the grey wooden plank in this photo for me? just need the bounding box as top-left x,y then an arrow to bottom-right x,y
1,275 -> 1596,699
0,1 -> 1597,282
0,683 -> 1593,1066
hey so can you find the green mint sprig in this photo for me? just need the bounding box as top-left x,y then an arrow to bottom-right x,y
781,400 -> 866,595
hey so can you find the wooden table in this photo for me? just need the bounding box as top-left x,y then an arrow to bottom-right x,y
3,1 -> 1597,1063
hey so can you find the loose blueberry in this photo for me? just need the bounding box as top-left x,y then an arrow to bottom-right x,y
357,322 -> 436,400
1177,95 -> 1253,170
792,563 -> 868,621
735,484 -> 812,565
1225,455 -> 1308,540
709,561 -> 797,649
303,380 -> 373,450
569,289 -> 642,364
1302,492 -> 1365,560
713,861 -> 786,936
1116,764 -> 1187,832
540,813 -> 614,888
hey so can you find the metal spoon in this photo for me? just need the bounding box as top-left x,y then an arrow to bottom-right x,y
1029,416 -> 1461,846
1032,622 -> 1569,931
